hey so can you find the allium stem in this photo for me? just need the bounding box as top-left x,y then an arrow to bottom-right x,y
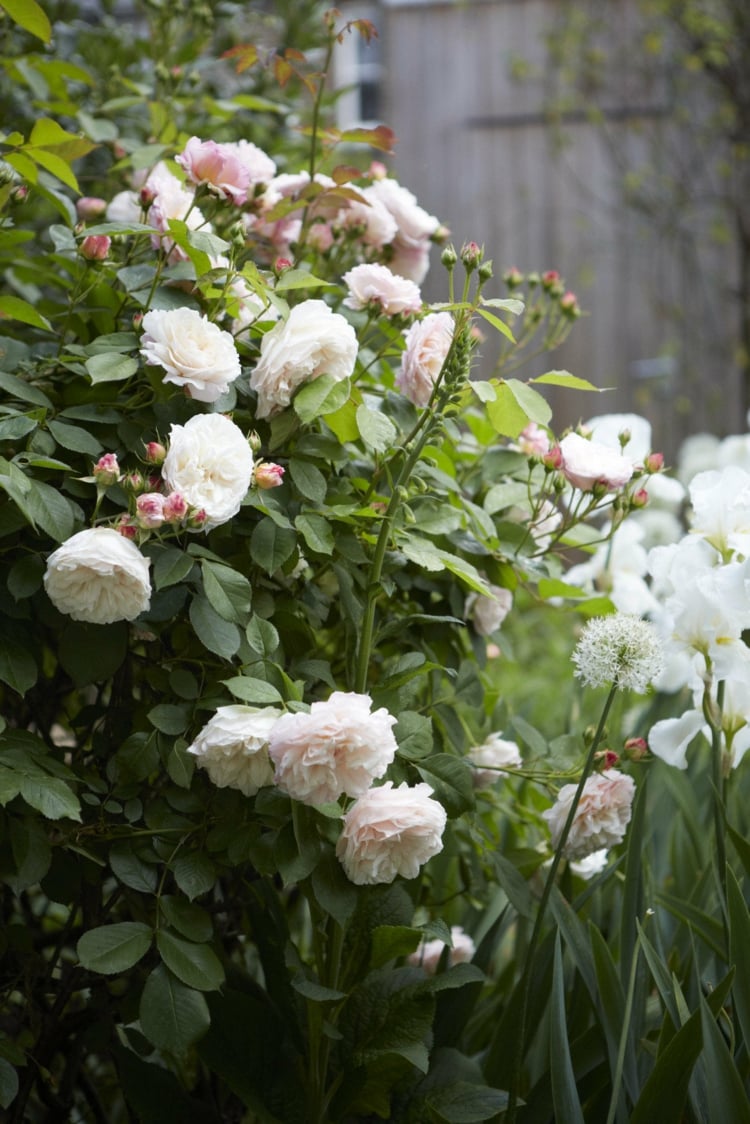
503,681 -> 618,1123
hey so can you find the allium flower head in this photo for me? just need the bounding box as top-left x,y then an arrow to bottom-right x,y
572,614 -> 664,693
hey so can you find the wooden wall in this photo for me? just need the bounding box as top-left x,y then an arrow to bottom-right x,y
355,0 -> 742,458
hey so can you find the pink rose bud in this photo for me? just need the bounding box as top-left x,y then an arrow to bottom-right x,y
623,737 -> 649,761
595,749 -> 620,769
460,241 -> 482,268
560,291 -> 581,316
274,257 -> 292,274
543,445 -> 563,471
136,492 -> 166,529
124,471 -> 145,493
162,491 -> 188,523
188,507 -> 208,530
11,185 -> 28,203
80,234 -> 111,261
139,185 -> 156,208
368,160 -> 387,180
433,223 -> 451,243
255,462 -> 285,490
93,453 -> 120,486
644,452 -> 664,473
144,441 -> 166,465
631,488 -> 649,509
504,266 -> 524,289
116,515 -> 138,540
542,270 -> 562,293
248,431 -> 263,454
132,312 -> 143,330
76,196 -> 107,220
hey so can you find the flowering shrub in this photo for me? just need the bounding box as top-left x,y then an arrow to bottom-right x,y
1,3 -> 750,1122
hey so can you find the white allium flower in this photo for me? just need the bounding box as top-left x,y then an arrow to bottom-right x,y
408,925 -> 476,974
543,771 -> 636,860
468,733 -> 522,787
187,706 -> 280,795
162,413 -> 254,530
249,300 -> 358,419
336,781 -> 447,884
572,614 -> 664,692
140,308 -> 241,404
268,691 -> 398,806
44,527 -> 151,625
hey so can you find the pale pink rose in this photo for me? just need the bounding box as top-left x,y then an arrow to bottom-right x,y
162,492 -> 188,523
144,164 -> 208,260
140,308 -> 241,404
76,196 -> 107,220
162,413 -> 254,531
250,300 -> 357,419
468,733 -> 522,787
343,263 -> 422,317
136,492 -> 166,529
408,926 -> 476,973
336,781 -> 447,885
187,706 -> 280,796
465,585 -> 513,636
93,453 -> 120,486
44,527 -> 151,625
268,691 -> 398,806
559,432 -> 634,492
543,771 -> 636,860
518,422 -> 551,457
225,140 -> 276,192
307,222 -> 335,252
80,234 -> 111,260
335,186 -> 398,249
396,312 -> 454,407
176,136 -> 251,204
388,240 -> 432,285
144,442 -> 166,465
254,462 -> 285,490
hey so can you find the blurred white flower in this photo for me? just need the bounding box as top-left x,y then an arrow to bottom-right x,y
468,733 -> 522,787
408,925 -> 476,973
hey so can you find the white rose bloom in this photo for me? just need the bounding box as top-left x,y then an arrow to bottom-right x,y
543,772 -> 636,860
250,300 -> 357,419
367,177 -> 440,246
187,706 -> 280,796
268,691 -> 397,806
396,312 -> 454,407
343,263 -> 422,317
559,432 -> 634,493
44,527 -> 151,625
468,733 -> 522,788
162,413 -> 254,530
465,584 -> 513,636
140,308 -> 241,404
336,781 -> 447,885
408,925 -> 476,974
688,467 -> 750,556
226,139 -> 277,190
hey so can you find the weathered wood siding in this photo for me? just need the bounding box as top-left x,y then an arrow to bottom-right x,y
353,0 -> 741,457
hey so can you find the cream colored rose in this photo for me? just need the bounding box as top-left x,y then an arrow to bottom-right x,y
467,733 -> 522,788
408,925 -> 476,974
268,691 -> 397,806
162,413 -> 254,530
396,312 -> 454,407
343,263 -> 422,317
543,772 -> 636,860
336,781 -> 447,885
465,584 -> 513,637
249,300 -> 357,419
140,308 -> 241,404
44,527 -> 151,625
187,706 -> 280,796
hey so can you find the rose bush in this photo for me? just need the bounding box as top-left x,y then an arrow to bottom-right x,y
1,3 -> 749,1123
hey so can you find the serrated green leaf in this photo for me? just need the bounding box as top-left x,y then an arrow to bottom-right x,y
167,744 -> 195,788
532,370 -> 603,392
416,754 -> 474,817
19,774 -> 81,821
273,268 -> 336,292
245,615 -> 280,657
153,546 -> 195,590
289,458 -> 327,504
189,595 -> 241,659
475,306 -> 516,342
159,896 -> 213,943
47,419 -> 102,455
0,638 -> 37,695
291,976 -> 347,1002
172,851 -> 216,901
156,930 -> 224,991
85,352 -> 139,384
293,374 -> 350,423
0,1056 -> 19,1110
77,922 -> 152,974
0,295 -> 52,331
295,512 -> 334,555
0,0 -> 50,38
485,382 -> 530,438
250,517 -> 297,574
140,965 -> 210,1055
201,560 -> 252,624
222,676 -> 283,704
355,404 -> 397,452
504,379 -> 552,426
148,704 -> 190,735
109,841 -> 158,893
